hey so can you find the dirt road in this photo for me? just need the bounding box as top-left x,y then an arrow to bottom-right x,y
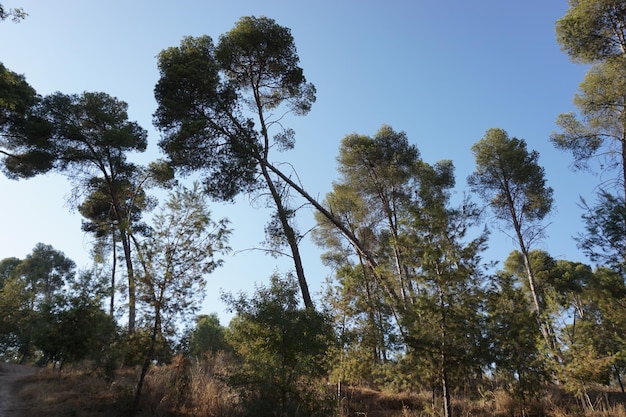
0,363 -> 38,417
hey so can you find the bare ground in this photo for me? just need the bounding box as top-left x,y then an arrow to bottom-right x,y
0,363 -> 38,417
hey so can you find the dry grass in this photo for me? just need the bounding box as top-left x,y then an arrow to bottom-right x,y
15,365 -> 136,417
338,386 -> 427,417
13,353 -> 241,417
12,359 -> 626,417
336,385 -> 626,417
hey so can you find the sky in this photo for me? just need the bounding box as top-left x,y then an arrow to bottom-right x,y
0,1 -> 599,324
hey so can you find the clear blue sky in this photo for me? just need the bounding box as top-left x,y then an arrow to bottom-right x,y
0,1 -> 596,323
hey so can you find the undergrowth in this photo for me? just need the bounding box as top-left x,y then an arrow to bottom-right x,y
12,354 -> 626,417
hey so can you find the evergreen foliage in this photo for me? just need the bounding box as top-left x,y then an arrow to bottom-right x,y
4,6 -> 626,416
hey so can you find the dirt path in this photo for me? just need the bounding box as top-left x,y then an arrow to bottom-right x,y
0,363 -> 38,417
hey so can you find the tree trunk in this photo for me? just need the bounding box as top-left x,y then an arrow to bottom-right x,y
439,286 -> 452,417
132,311 -> 159,415
110,229 -> 117,317
504,181 -> 560,357
621,127 -> 626,198
119,229 -> 136,334
259,162 -> 313,309
615,364 -> 625,393
109,187 -> 136,334
442,366 -> 452,417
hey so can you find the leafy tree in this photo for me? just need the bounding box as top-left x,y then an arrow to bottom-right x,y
187,313 -> 230,356
554,10 -> 626,391
316,126 -> 489,417
402,165 -> 488,417
130,183 -> 230,412
497,251 -> 563,386
498,249 -> 626,402
553,1 -> 626,285
133,184 -> 230,343
503,250 -> 559,319
1,77 -> 156,328
154,16 -> 316,308
78,181 -> 123,316
224,274 -> 335,417
485,271 -> 548,408
551,56 -> 626,195
574,190 -> 626,392
585,267 -> 626,392
321,263 -> 398,387
0,256 -> 20,287
486,251 -> 598,409
336,126 -> 421,303
468,128 -> 555,352
313,179 -> 398,386
0,63 -> 50,178
555,0 -> 626,64
314,126 -> 425,321
314,127 -> 425,382
0,244 -> 77,363
32,271 -> 117,368
0,269 -> 33,362
17,242 -> 75,305
578,190 -> 626,277
545,263 -> 626,394
314,127 -> 421,391
551,265 -> 626,405
553,9 -> 626,376
5,91 -> 149,333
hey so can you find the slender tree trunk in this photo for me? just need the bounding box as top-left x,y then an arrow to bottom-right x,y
519,237 -> 564,357
119,229 -> 136,334
442,366 -> 451,417
132,310 -> 159,415
361,259 -> 378,361
375,188 -> 409,303
615,364 -> 625,393
439,286 -> 452,417
519,243 -> 542,317
259,162 -> 313,309
621,125 -> 626,199
110,229 -> 117,317
131,237 -> 164,416
431,381 -> 436,410
386,209 -> 410,303
108,185 -> 136,334
503,180 -> 542,318
503,180 -> 560,357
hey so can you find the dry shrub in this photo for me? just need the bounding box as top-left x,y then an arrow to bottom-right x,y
137,352 -> 241,417
492,389 -> 524,416
452,394 -> 492,417
487,388 -> 549,417
542,388 -> 626,417
184,352 -> 241,417
586,404 -> 626,417
138,363 -> 180,415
